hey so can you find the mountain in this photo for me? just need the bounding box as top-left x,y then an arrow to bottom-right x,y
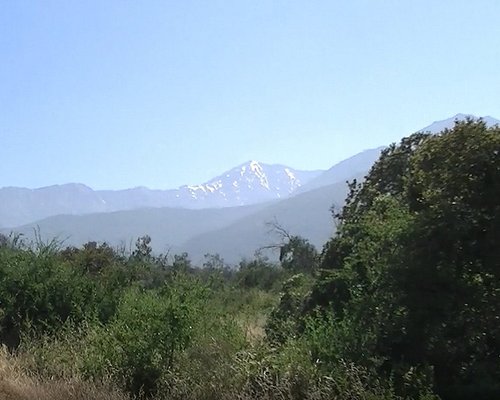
0,184 -> 107,228
295,147 -> 384,194
179,179 -> 354,264
175,161 -> 323,206
3,114 -> 498,261
0,162 -> 322,228
0,162 -> 358,262
296,114 -> 499,196
3,202 -> 272,255
299,114 -> 500,196
98,161 -> 322,211
2,180 -> 351,264
418,113 -> 500,133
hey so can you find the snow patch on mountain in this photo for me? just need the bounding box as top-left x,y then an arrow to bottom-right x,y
177,161 -> 322,207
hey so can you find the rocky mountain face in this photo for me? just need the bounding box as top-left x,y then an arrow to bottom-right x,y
175,161 -> 323,207
97,161 -> 323,211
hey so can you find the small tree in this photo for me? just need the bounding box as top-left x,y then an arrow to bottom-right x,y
265,221 -> 319,274
132,235 -> 152,259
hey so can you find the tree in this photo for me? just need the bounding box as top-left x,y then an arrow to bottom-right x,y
133,235 -> 152,259
237,255 -> 282,291
394,119 -> 500,397
305,119 -> 500,399
265,221 -> 319,274
279,236 -> 319,274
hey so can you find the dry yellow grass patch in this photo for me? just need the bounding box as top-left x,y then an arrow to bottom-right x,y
243,315 -> 267,342
0,347 -> 129,400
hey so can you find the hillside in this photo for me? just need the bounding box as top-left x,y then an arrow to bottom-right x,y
295,147 -> 384,193
179,179 -> 354,263
2,202 -> 271,255
2,179 -> 352,263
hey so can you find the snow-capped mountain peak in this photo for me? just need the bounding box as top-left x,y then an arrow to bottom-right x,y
4,113 -> 497,228
178,161 -> 323,206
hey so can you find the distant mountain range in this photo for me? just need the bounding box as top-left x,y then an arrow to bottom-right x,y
0,162 -> 323,228
0,155 -> 374,228
0,152 -> 378,263
2,114 -> 498,263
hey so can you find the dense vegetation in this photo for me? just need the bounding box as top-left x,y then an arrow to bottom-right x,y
0,119 -> 498,399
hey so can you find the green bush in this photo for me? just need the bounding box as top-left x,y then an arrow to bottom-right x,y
81,276 -> 207,395
0,244 -> 99,348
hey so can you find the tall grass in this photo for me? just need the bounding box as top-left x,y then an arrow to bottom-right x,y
0,347 -> 129,400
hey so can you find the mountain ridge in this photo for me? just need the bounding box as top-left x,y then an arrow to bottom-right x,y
0,161 -> 323,228
418,114 -> 499,133
2,114 -> 498,262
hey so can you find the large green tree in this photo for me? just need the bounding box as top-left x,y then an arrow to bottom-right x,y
304,119 -> 500,399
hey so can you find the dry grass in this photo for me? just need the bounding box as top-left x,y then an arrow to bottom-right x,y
0,345 -> 395,400
0,347 -> 129,400
241,314 -> 267,342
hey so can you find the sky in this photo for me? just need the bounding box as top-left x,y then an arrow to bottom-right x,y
1,0 -> 499,190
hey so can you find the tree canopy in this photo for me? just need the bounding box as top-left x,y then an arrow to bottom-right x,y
304,119 -> 500,399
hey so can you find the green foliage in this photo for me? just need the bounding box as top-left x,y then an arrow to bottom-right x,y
83,276 -> 206,395
61,241 -> 119,275
393,120 -> 500,397
266,273 -> 314,344
306,119 -> 500,399
280,235 -> 319,274
132,235 -> 153,260
1,230 -> 438,399
0,244 -> 98,348
237,255 -> 284,291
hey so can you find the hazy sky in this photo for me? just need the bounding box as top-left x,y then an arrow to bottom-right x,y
1,1 -> 499,190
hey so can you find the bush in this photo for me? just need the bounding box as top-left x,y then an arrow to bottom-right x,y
0,245 -> 99,348
81,275 -> 206,396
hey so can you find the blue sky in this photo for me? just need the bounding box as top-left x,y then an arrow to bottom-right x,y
1,0 -> 499,190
